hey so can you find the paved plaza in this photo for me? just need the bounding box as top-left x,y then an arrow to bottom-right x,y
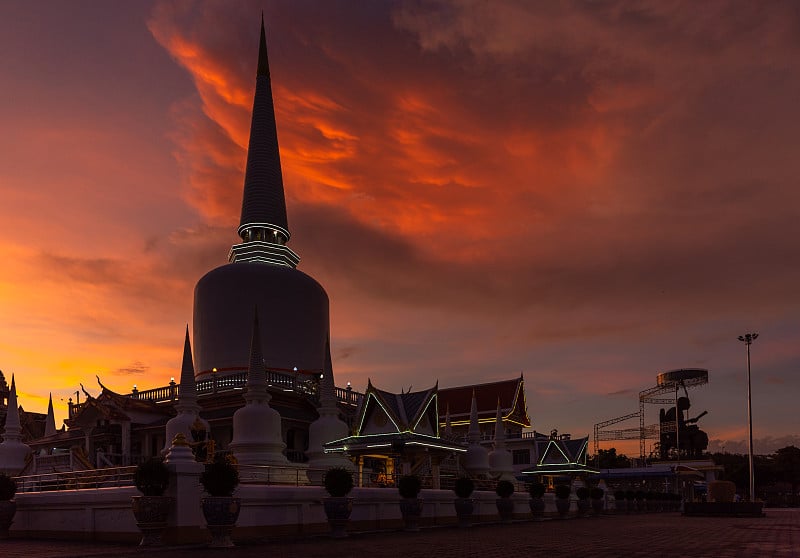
3,510 -> 798,558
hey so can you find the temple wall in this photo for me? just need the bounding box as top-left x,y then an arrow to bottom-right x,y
10,482 -> 547,543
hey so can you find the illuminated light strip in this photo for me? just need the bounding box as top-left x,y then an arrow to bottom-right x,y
411,393 -> 437,432
357,393 -> 401,435
406,441 -> 467,453
237,222 -> 292,240
522,467 -> 599,474
366,444 -> 392,448
502,376 -> 530,426
575,439 -> 589,465
446,418 -> 529,427
538,440 -> 571,466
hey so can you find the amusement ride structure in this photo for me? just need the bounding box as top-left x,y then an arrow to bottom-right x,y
593,368 -> 709,461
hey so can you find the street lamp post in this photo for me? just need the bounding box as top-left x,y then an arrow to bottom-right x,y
737,332 -> 759,502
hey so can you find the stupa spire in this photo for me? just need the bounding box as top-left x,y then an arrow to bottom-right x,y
175,326 -> 200,412
229,14 -> 299,268
0,374 -> 32,475
163,327 -> 209,456
44,393 -> 57,437
3,375 -> 21,438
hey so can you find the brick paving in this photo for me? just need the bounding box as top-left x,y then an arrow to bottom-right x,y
2,510 -> 798,558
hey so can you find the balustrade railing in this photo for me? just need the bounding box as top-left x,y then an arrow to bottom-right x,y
14,466 -> 137,493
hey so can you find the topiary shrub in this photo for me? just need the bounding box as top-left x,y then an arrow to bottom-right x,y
590,487 -> 604,500
454,477 -> 475,498
555,484 -> 571,500
576,486 -> 590,500
134,458 -> 170,496
323,467 -> 354,497
398,475 -> 422,499
614,490 -> 626,501
0,474 -> 16,501
200,455 -> 240,497
495,480 -> 514,498
528,481 -> 546,498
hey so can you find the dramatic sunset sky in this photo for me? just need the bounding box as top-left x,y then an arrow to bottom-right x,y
1,1 -> 799,455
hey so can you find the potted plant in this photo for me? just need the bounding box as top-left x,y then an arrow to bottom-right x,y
0,473 -> 17,539
199,455 -> 240,547
453,477 -> 475,528
131,458 -> 172,546
614,489 -> 626,513
495,480 -> 515,523
528,481 -> 546,520
590,487 -> 604,516
554,484 -> 571,518
575,486 -> 591,517
398,474 -> 423,531
322,467 -> 354,538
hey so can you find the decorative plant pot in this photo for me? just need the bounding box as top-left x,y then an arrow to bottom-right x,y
399,497 -> 424,532
529,497 -> 546,520
496,497 -> 514,523
591,498 -> 604,516
454,498 -> 474,528
576,498 -> 591,517
201,496 -> 241,548
131,495 -> 172,546
555,497 -> 571,518
323,497 -> 353,538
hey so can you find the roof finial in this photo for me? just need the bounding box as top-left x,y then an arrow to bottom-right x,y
258,11 -> 269,77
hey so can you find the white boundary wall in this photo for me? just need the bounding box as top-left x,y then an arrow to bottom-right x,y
10,482 -> 560,543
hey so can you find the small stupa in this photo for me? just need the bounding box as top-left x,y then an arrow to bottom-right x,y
488,401 -> 515,481
0,375 -> 32,475
463,390 -> 489,476
162,327 -> 209,456
306,337 -> 355,482
229,309 -> 289,472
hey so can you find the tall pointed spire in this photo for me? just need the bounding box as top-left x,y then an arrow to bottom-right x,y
229,14 -> 299,268
44,393 -> 57,437
464,388 -> 489,476
175,326 -> 200,412
0,374 -> 32,475
163,327 -> 208,456
3,375 -> 21,438
467,389 -> 480,443
493,399 -> 506,450
488,398 -> 514,481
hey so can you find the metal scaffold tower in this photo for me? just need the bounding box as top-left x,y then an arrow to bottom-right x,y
594,368 -> 709,461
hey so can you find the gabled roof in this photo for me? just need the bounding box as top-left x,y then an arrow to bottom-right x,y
437,375 -> 529,427
357,380 -> 438,435
66,379 -> 173,428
